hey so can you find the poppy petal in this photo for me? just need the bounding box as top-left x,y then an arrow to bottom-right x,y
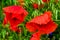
30,31 -> 41,40
9,18 -> 21,26
3,6 -> 23,13
3,17 -> 7,25
3,6 -> 28,15
30,11 -> 52,25
10,25 -> 18,32
38,20 -> 58,34
26,22 -> 37,32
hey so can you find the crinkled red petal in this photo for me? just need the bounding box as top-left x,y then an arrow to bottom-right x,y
26,22 -> 37,32
38,20 -> 58,34
27,20 -> 57,34
3,6 -> 25,13
30,11 -> 52,25
30,31 -> 41,40
9,19 -> 21,26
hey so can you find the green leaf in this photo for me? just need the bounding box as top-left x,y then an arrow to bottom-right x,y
1,29 -> 6,38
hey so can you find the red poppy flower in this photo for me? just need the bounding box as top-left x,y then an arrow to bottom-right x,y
3,6 -> 28,32
3,6 -> 28,26
33,3 -> 38,9
42,0 -> 50,3
26,11 -> 58,40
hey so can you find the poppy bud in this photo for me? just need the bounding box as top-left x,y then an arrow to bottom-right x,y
33,3 -> 38,9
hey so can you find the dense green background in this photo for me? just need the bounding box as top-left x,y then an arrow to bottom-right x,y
0,0 -> 60,40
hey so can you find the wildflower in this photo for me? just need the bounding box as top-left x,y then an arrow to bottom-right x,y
26,11 -> 57,40
3,6 -> 28,32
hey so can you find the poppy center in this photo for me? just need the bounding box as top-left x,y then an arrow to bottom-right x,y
12,17 -> 18,21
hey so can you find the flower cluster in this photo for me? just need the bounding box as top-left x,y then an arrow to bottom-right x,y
2,0 -> 58,39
